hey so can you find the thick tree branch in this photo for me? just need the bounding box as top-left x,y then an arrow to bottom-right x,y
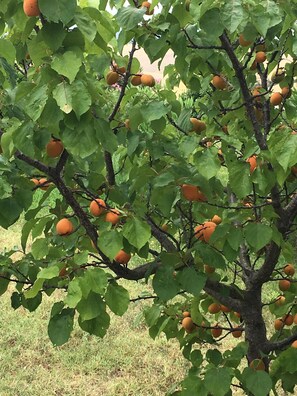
266,332 -> 297,352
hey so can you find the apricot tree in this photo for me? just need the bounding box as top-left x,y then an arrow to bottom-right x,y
0,0 -> 297,395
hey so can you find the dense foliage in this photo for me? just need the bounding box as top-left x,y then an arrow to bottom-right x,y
0,0 -> 297,394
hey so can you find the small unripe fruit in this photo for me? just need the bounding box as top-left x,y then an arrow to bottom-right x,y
161,224 -> 169,232
232,326 -> 243,338
281,86 -> 291,98
204,264 -> 215,274
90,198 -> 106,217
275,296 -> 286,306
56,218 -> 74,236
141,1 -> 154,15
182,311 -> 191,318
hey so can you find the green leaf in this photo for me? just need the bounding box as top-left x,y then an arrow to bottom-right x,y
24,278 -> 44,299
64,278 -> 82,308
48,308 -> 75,346
0,39 -> 15,65
200,9 -> 224,38
221,0 -> 245,33
37,265 -> 59,280
142,101 -> 168,122
244,223 -> 273,251
196,149 -> 221,180
225,153 -> 251,199
79,268 -> 108,298
51,50 -> 83,83
153,266 -> 179,301
116,6 -> 146,30
0,198 -> 22,229
0,277 -> 9,296
39,0 -> 77,24
251,2 -> 283,37
98,230 -> 123,261
122,218 -> 151,250
176,267 -> 206,297
243,369 -> 272,396
74,11 -> 97,42
204,367 -> 232,396
105,282 -> 130,316
78,310 -> 110,338
31,238 -> 50,260
77,291 -> 105,321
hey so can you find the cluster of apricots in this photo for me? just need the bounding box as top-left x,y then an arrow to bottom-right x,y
130,73 -> 156,87
194,215 -> 221,243
278,263 -> 295,292
181,306 -> 243,339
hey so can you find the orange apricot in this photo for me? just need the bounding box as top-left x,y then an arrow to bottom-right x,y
221,305 -> 231,313
56,218 -> 74,236
23,0 -> 40,16
203,221 -> 217,243
255,51 -> 266,63
208,303 -> 221,314
141,74 -> 155,87
211,215 -> 222,225
181,317 -> 195,333
239,34 -> 252,47
114,249 -> 131,265
181,184 -> 207,202
282,314 -> 294,326
106,71 -> 119,85
274,319 -> 284,331
141,1 -> 154,15
39,178 -> 50,191
292,340 -> 297,348
270,92 -> 283,106
232,326 -> 243,338
182,311 -> 191,318
131,75 -> 142,86
284,264 -> 295,276
247,155 -> 257,173
212,75 -> 227,90
275,295 -> 286,306
279,279 -> 291,291
281,86 -> 291,98
204,264 -> 215,274
211,325 -> 223,338
105,209 -> 120,225
46,139 -> 64,158
90,198 -> 106,217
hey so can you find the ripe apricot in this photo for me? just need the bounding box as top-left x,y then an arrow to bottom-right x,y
46,139 -> 64,158
181,184 -> 207,202
212,75 -> 227,90
292,340 -> 297,348
106,71 -> 119,85
90,198 -> 106,217
141,1 -> 154,15
270,92 -> 283,106
284,264 -> 295,276
114,249 -> 131,265
282,314 -> 294,326
247,155 -> 257,173
252,88 -> 262,102
239,34 -> 252,47
141,74 -> 155,87
208,303 -> 221,314
279,279 -> 291,291
39,178 -> 50,191
56,218 -> 74,236
255,51 -> 266,63
31,178 -> 39,186
190,118 -> 206,133
204,264 -> 215,274
105,209 -> 120,225
211,325 -> 222,338
182,311 -> 191,318
249,359 -> 265,371
23,0 -> 40,16
203,221 -> 217,243
131,75 -> 142,86
181,317 -> 195,333
221,305 -> 231,313
232,326 -> 243,338
117,66 -> 126,74
274,319 -> 284,331
211,215 -> 222,225
281,86 -> 291,98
